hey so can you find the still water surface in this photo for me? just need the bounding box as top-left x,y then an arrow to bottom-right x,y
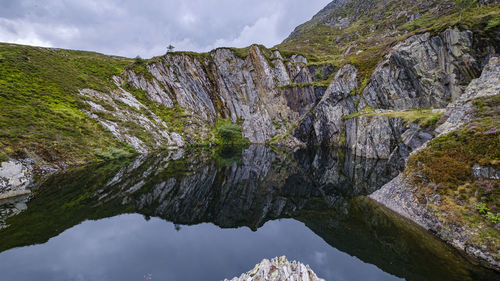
0,146 -> 497,281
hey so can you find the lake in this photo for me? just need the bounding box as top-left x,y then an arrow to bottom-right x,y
0,146 -> 497,281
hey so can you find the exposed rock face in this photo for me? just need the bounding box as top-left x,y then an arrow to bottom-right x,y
472,164 -> 500,180
345,115 -> 402,159
71,26 -> 495,157
0,160 -> 32,199
293,63 -> 434,163
293,64 -> 358,146
370,56 -> 500,270
359,28 -> 493,110
125,70 -> 174,108
345,114 -> 434,160
79,84 -> 185,153
225,256 -> 325,281
80,45 -> 325,147
289,27 -> 496,165
436,56 -> 500,136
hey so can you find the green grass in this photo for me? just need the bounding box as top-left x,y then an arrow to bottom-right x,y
0,43 -> 135,165
93,147 -> 131,161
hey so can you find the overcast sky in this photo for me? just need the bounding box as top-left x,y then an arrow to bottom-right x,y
0,0 -> 331,58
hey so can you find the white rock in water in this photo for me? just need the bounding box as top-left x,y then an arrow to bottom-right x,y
0,160 -> 32,199
225,256 -> 325,281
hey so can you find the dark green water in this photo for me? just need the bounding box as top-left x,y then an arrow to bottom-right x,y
0,146 -> 497,281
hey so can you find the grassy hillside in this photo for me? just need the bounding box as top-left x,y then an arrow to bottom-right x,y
0,43 -> 135,166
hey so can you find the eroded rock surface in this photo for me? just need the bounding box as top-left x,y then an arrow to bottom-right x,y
436,56 -> 500,136
360,28 -> 493,110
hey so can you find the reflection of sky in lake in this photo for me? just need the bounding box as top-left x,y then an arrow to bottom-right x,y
0,214 -> 401,281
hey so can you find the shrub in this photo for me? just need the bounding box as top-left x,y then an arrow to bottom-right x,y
134,56 -> 145,65
486,212 -> 500,224
217,123 -> 243,144
477,203 -> 488,214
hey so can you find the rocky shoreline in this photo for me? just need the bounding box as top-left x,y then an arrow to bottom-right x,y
371,57 -> 500,271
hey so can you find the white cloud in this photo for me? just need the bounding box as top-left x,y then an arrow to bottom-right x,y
0,18 -> 53,47
0,0 -> 332,58
207,12 -> 283,51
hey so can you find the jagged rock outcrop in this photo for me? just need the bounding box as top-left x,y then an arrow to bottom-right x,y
370,56 -> 500,270
225,256 -> 325,281
293,64 -> 358,146
436,56 -> 500,136
359,28 -> 494,110
293,63 -> 434,162
290,26 -> 495,164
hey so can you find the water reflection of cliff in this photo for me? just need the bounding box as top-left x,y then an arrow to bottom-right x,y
94,146 -> 395,229
0,146 -> 497,281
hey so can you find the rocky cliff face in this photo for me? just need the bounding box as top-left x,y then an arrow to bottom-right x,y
290,26 -> 496,163
95,25 -> 493,159
359,28 -> 491,110
0,160 -> 32,200
80,46 -> 327,148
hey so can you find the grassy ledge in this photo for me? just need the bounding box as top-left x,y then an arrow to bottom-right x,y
343,108 -> 445,129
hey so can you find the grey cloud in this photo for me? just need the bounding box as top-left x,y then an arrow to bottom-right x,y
0,0 -> 331,57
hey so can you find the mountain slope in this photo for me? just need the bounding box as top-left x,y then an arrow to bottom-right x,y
278,0 -> 500,80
